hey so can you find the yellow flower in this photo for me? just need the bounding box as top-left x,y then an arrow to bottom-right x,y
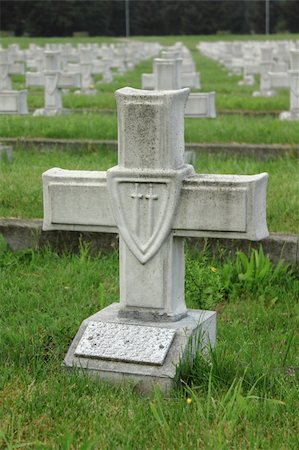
210,266 -> 217,273
186,397 -> 192,405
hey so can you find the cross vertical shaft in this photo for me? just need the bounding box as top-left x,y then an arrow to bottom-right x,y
107,87 -> 193,320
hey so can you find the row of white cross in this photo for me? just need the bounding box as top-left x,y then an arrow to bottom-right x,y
0,41 -> 161,115
199,39 -> 299,120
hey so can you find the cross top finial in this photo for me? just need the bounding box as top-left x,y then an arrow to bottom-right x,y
115,87 -> 189,171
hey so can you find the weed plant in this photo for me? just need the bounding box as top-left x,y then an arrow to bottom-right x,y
0,241 -> 298,448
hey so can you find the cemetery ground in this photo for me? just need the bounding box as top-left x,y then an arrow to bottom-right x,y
0,242 -> 298,448
0,34 -> 299,448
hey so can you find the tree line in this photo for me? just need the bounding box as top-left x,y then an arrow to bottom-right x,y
1,0 -> 299,37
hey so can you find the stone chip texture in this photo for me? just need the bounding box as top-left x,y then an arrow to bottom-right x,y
74,321 -> 176,365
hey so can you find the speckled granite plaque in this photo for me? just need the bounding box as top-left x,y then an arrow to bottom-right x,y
74,321 -> 176,365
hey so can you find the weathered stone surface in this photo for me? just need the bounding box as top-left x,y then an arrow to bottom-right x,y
0,90 -> 28,114
41,86 -> 270,393
185,92 -> 216,118
75,321 -> 175,365
43,169 -> 268,240
64,303 -> 216,394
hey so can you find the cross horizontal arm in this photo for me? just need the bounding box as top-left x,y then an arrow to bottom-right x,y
26,72 -> 45,88
43,168 -> 268,240
174,173 -> 268,240
58,73 -> 81,89
43,168 -> 116,233
26,72 -> 81,89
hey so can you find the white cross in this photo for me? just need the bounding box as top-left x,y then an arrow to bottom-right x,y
26,51 -> 81,116
43,87 -> 268,322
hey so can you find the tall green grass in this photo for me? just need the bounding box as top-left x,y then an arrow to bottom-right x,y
0,243 -> 298,448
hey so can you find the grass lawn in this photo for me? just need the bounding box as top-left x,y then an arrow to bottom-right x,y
0,243 -> 298,449
2,114 -> 299,146
0,147 -> 298,234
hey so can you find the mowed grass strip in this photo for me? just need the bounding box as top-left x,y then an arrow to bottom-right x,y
0,147 -> 298,234
0,245 -> 298,449
1,114 -> 299,146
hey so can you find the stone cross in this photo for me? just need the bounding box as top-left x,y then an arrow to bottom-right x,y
28,51 -> 81,116
280,50 -> 299,121
0,49 -> 28,115
253,47 -> 275,97
73,50 -> 97,95
143,51 -> 215,118
43,87 -> 268,393
155,54 -> 215,118
0,50 -> 12,91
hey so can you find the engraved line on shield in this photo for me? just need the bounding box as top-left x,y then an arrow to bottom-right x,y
130,182 -> 143,237
145,183 -> 158,237
130,182 -> 159,238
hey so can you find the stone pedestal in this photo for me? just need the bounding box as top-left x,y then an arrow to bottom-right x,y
63,303 -> 216,394
185,92 -> 216,118
0,90 -> 28,114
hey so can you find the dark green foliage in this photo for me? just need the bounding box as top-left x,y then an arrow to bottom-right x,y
1,0 -> 298,37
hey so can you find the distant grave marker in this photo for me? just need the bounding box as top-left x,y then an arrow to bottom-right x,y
0,49 -> 28,115
0,144 -> 13,162
280,50 -> 299,121
27,51 -> 81,116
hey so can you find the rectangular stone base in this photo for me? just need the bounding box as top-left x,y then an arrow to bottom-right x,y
63,303 -> 216,394
185,92 -> 216,118
33,107 -> 70,116
0,90 -> 28,114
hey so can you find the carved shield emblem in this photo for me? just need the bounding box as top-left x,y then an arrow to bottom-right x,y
107,171 -> 184,264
